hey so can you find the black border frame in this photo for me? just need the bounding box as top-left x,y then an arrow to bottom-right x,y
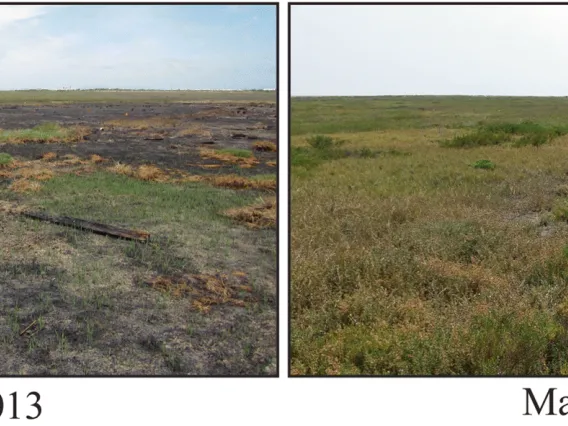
0,1 -> 279,379
288,0 -> 568,378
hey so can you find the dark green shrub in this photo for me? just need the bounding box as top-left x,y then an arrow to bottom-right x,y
306,134 -> 345,150
472,159 -> 495,170
441,130 -> 510,148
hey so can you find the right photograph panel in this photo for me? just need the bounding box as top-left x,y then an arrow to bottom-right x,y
290,3 -> 568,376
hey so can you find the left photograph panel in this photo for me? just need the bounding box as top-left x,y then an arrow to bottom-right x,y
0,3 -> 278,376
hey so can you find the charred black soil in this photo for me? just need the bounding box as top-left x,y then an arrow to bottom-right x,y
0,102 -> 277,175
0,100 -> 277,376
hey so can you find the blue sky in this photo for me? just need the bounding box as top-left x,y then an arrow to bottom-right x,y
0,5 -> 276,90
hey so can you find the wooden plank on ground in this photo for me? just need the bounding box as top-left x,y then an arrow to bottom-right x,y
21,211 -> 150,242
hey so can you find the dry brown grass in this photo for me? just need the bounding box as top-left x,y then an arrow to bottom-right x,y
90,154 -> 105,163
248,122 -> 269,130
108,162 -> 134,177
210,175 -> 276,191
41,152 -> 57,161
15,167 -> 55,181
199,148 -> 259,168
266,161 -> 276,167
0,155 -> 99,188
135,165 -> 167,182
144,272 -> 255,313
253,141 -> 277,152
223,197 -> 276,229
57,154 -> 90,166
9,179 -> 42,193
0,200 -> 29,214
174,124 -> 212,138
192,108 -> 228,119
421,257 -> 509,290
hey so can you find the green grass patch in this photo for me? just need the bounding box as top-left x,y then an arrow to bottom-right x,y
292,135 -> 407,172
217,148 -> 253,158
28,171 -> 257,226
306,134 -> 345,150
441,120 -> 568,148
0,122 -> 89,144
553,199 -> 568,221
291,135 -> 349,171
472,160 -> 495,170
441,130 -> 510,148
291,146 -> 348,171
514,133 -> 551,148
292,96 -> 568,136
0,152 -> 13,166
250,173 -> 277,181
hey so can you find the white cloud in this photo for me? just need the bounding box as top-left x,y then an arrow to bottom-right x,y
0,6 -> 273,90
0,5 -> 48,28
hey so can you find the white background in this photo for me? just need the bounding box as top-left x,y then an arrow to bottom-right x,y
2,1 -> 565,424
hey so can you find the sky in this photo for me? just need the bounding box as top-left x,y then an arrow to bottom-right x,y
292,5 -> 568,97
0,5 -> 276,90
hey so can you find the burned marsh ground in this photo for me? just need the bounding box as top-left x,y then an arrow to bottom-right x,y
0,91 -> 277,376
291,96 -> 568,376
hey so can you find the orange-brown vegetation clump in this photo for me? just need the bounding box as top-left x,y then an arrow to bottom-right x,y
253,141 -> 277,152
9,179 -> 42,193
90,154 -> 105,163
15,167 -> 54,181
144,271 -> 255,313
174,124 -> 212,138
199,148 -> 259,168
223,197 -> 276,229
135,165 -> 168,182
108,162 -> 134,176
41,152 -> 57,161
210,175 -> 276,191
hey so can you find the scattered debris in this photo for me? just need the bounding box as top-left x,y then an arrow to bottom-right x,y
20,320 -> 39,337
21,211 -> 150,242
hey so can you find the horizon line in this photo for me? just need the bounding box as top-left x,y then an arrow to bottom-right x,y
291,94 -> 568,98
1,88 -> 276,92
